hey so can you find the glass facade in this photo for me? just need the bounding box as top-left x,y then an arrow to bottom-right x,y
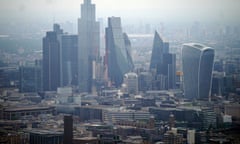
182,43 -> 215,100
78,0 -> 100,92
105,17 -> 134,87
149,31 -> 176,90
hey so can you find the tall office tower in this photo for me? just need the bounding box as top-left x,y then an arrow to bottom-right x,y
182,43 -> 215,100
149,31 -> 176,90
105,17 -> 134,87
78,0 -> 100,93
42,26 -> 62,91
60,35 -> 78,86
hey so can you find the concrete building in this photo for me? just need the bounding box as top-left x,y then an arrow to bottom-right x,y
187,130 -> 195,144
138,72 -> 152,92
103,110 -> 151,124
29,129 -> 63,144
182,43 -> 215,100
57,87 -> 73,104
74,106 -> 103,122
3,106 -> 55,120
124,72 -> 138,94
224,103 -> 240,120
201,107 -> 217,130
163,131 -> 183,144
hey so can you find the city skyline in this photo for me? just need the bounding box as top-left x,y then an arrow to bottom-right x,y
0,0 -> 240,143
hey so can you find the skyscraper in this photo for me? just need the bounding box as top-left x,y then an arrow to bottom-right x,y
60,34 -> 78,86
105,17 -> 134,87
182,43 -> 215,100
149,31 -> 176,90
42,29 -> 61,91
78,0 -> 100,93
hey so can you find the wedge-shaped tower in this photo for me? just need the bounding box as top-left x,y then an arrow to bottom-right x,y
105,17 -> 134,87
149,31 -> 176,90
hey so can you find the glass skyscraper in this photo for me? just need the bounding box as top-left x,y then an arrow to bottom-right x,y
43,23 -> 79,90
149,31 -> 176,90
60,35 -> 78,86
42,31 -> 61,91
105,17 -> 134,87
182,43 -> 215,100
78,0 -> 100,92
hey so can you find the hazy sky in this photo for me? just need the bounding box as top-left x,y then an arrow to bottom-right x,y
0,0 -> 240,24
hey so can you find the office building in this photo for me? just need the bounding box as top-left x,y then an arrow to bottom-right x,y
187,130 -> 195,144
105,17 -> 134,87
74,106 -> 103,122
29,129 -> 63,144
182,43 -> 215,100
224,103 -> 240,119
19,60 -> 42,93
78,0 -> 100,92
43,23 -> 79,90
201,107 -> 217,130
149,31 -> 176,90
124,72 -> 138,94
3,106 -> 55,120
163,131 -> 183,144
103,110 -> 151,124
0,66 -> 19,88
42,26 -> 63,91
60,35 -> 78,86
138,72 -> 153,92
211,72 -> 224,96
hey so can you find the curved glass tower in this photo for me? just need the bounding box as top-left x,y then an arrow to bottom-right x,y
182,43 -> 214,100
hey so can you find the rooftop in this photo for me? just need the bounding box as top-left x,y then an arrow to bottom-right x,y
183,43 -> 213,51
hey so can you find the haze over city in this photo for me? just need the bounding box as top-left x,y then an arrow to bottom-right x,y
1,0 -> 240,27
0,0 -> 240,143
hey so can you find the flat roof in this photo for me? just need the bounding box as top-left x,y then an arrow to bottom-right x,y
4,106 -> 54,112
27,129 -> 63,135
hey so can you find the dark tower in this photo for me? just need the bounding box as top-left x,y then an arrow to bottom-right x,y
149,31 -> 176,90
42,31 -> 61,91
60,35 -> 78,86
150,31 -> 164,70
64,115 -> 73,144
